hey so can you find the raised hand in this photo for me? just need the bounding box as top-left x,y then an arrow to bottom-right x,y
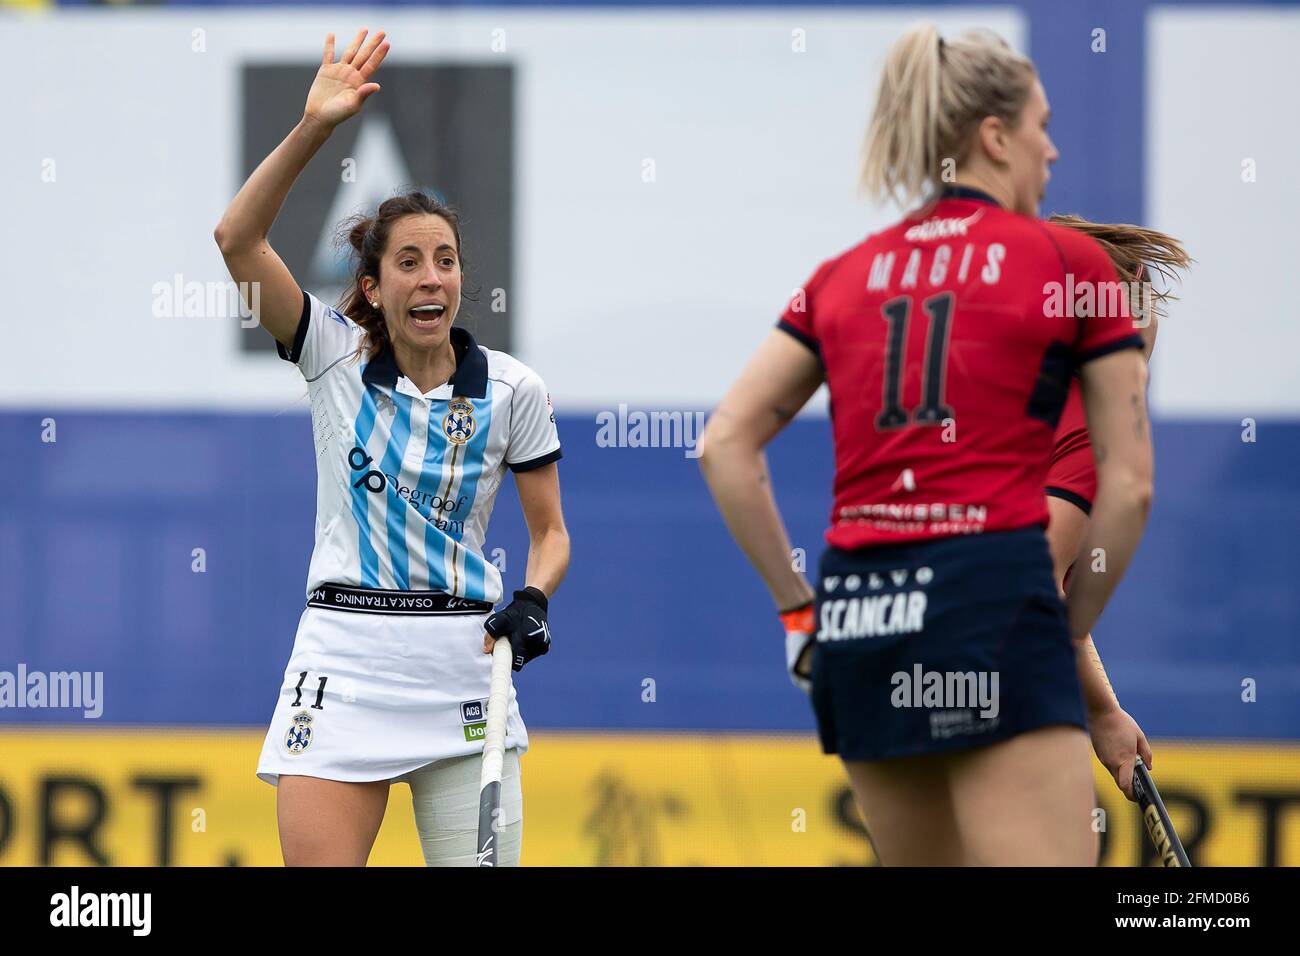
304,29 -> 390,130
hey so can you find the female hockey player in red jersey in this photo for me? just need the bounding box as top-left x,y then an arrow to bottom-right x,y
700,25 -> 1153,865
1042,216 -> 1190,804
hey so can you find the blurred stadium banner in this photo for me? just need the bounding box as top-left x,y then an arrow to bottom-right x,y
2,731 -> 1299,867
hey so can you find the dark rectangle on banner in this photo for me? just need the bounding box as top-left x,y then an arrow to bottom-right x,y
237,63 -> 514,354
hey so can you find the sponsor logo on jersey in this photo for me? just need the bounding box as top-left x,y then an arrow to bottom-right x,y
461,699 -> 486,724
464,723 -> 487,741
818,591 -> 928,641
284,711 -> 314,755
444,398 -> 477,445
891,468 -> 917,492
904,208 -> 984,242
929,709 -> 1001,740
837,501 -> 990,534
348,444 -> 469,530
822,568 -> 933,594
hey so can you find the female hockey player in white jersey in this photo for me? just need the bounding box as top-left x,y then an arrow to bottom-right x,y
214,28 -> 569,866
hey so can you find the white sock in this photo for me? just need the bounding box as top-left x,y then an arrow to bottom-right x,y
402,748 -> 523,866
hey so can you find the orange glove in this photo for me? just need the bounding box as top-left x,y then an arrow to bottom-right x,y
781,601 -> 815,694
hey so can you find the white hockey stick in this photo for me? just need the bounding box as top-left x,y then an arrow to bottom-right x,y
476,637 -> 514,866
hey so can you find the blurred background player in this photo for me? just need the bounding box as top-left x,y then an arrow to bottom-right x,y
1042,216 -> 1191,801
214,29 -> 569,866
699,25 -> 1153,864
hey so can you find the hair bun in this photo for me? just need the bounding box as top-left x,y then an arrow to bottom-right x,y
347,218 -> 372,252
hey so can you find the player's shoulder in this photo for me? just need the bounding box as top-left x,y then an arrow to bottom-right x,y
483,345 -> 546,393
305,290 -> 365,335
801,235 -> 878,292
1032,218 -> 1115,273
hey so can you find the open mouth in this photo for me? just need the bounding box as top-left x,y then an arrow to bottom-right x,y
408,304 -> 446,328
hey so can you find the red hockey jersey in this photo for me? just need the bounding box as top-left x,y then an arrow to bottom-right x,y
778,186 -> 1141,550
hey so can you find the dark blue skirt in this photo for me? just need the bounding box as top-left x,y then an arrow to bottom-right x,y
811,527 -> 1087,761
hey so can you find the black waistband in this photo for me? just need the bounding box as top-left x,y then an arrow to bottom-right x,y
307,584 -> 493,616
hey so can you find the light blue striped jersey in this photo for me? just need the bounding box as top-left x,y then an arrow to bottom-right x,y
279,291 -> 562,602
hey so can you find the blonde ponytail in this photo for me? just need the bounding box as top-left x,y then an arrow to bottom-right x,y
862,25 -> 1036,208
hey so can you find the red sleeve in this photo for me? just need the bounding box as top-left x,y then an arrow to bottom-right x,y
776,256 -> 842,357
1046,379 -> 1097,513
1046,224 -> 1145,364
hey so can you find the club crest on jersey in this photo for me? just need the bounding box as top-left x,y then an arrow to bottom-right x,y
444,398 -> 477,445
284,711 -> 314,755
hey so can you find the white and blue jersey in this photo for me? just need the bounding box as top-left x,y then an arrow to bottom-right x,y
255,289 -> 550,787
279,290 -> 562,603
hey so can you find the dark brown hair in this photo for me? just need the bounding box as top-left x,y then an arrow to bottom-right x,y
1048,215 -> 1191,318
338,191 -> 465,361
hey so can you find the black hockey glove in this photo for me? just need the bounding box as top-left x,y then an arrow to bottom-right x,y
484,587 -> 552,671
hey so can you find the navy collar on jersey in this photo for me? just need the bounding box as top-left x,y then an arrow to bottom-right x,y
361,325 -> 488,398
937,185 -> 1002,207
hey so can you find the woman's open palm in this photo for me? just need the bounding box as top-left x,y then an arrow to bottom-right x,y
304,29 -> 389,129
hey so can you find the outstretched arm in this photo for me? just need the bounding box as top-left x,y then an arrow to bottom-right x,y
214,30 -> 389,347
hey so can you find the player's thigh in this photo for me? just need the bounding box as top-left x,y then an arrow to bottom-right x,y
277,775 -> 391,866
405,748 -> 523,867
842,753 -> 963,866
947,725 -> 1098,866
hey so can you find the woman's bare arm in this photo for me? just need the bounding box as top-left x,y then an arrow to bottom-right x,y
515,462 -> 569,598
1067,348 -> 1154,642
214,30 -> 389,347
698,331 -> 824,611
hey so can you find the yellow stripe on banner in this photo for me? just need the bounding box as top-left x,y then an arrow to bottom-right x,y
0,728 -> 423,867
0,0 -> 51,10
1,729 -> 1299,866
523,733 -> 1300,867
